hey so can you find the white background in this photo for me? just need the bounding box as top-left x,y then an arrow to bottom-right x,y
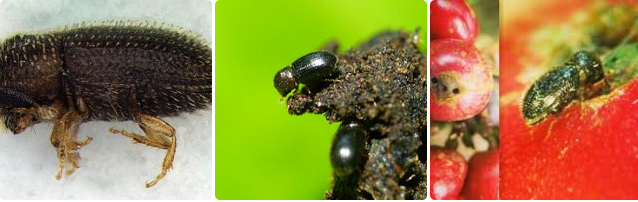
0,0 -> 212,199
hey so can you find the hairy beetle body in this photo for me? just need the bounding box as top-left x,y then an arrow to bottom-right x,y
63,25 -> 211,121
1,22 -> 212,122
522,65 -> 580,125
0,21 -> 212,188
522,51 -> 604,125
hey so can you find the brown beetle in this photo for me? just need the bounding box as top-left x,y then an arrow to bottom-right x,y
0,21 -> 212,188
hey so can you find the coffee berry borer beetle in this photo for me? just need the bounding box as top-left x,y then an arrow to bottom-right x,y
0,21 -> 212,188
522,51 -> 606,125
274,51 -> 338,97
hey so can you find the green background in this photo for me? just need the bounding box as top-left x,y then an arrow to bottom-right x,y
215,0 -> 427,199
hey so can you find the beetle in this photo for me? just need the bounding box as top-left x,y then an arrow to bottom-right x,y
0,21 -> 212,188
330,121 -> 368,178
522,51 -> 605,125
273,51 -> 338,97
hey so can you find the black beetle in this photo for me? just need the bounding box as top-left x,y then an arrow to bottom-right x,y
330,121 -> 368,178
522,51 -> 605,125
274,51 -> 337,97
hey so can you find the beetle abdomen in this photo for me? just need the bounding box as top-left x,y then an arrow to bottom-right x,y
62,22 -> 211,120
522,65 -> 580,125
273,51 -> 337,97
291,51 -> 337,84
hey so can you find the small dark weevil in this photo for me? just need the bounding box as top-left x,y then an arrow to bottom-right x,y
330,121 -> 368,178
0,21 -> 212,188
522,51 -> 605,125
273,51 -> 337,97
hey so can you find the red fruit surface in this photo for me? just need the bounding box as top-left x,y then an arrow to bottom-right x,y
501,0 -> 638,199
430,38 -> 493,121
430,147 -> 468,200
461,150 -> 499,200
431,0 -> 479,44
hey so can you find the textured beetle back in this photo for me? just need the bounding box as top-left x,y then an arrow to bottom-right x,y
61,21 -> 212,121
64,21 -> 211,66
522,65 -> 580,125
0,22 -> 211,121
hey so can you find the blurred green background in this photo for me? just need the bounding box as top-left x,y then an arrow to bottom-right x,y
215,0 -> 427,199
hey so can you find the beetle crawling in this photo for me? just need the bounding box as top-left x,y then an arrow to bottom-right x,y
522,51 -> 605,125
0,21 -> 212,188
273,51 -> 338,97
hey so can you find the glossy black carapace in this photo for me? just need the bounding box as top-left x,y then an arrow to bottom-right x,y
274,51 -> 337,97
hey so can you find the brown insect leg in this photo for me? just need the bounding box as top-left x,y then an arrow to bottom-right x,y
109,113 -> 176,188
50,119 -> 67,180
50,109 -> 92,179
108,126 -> 170,149
109,89 -> 176,188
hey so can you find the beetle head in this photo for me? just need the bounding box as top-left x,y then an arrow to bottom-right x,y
274,66 -> 296,97
0,89 -> 39,134
1,108 -> 38,134
569,51 -> 604,85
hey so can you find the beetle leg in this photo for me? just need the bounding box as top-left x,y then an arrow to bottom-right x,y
50,119 -> 67,180
137,113 -> 175,188
66,114 -> 93,176
50,109 -> 92,179
108,89 -> 176,188
589,79 -> 610,97
109,112 -> 176,188
108,127 -> 170,149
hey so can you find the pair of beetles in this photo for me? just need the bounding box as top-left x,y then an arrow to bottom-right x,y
274,51 -> 366,177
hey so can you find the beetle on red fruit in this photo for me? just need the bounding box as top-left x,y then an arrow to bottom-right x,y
500,1 -> 638,199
